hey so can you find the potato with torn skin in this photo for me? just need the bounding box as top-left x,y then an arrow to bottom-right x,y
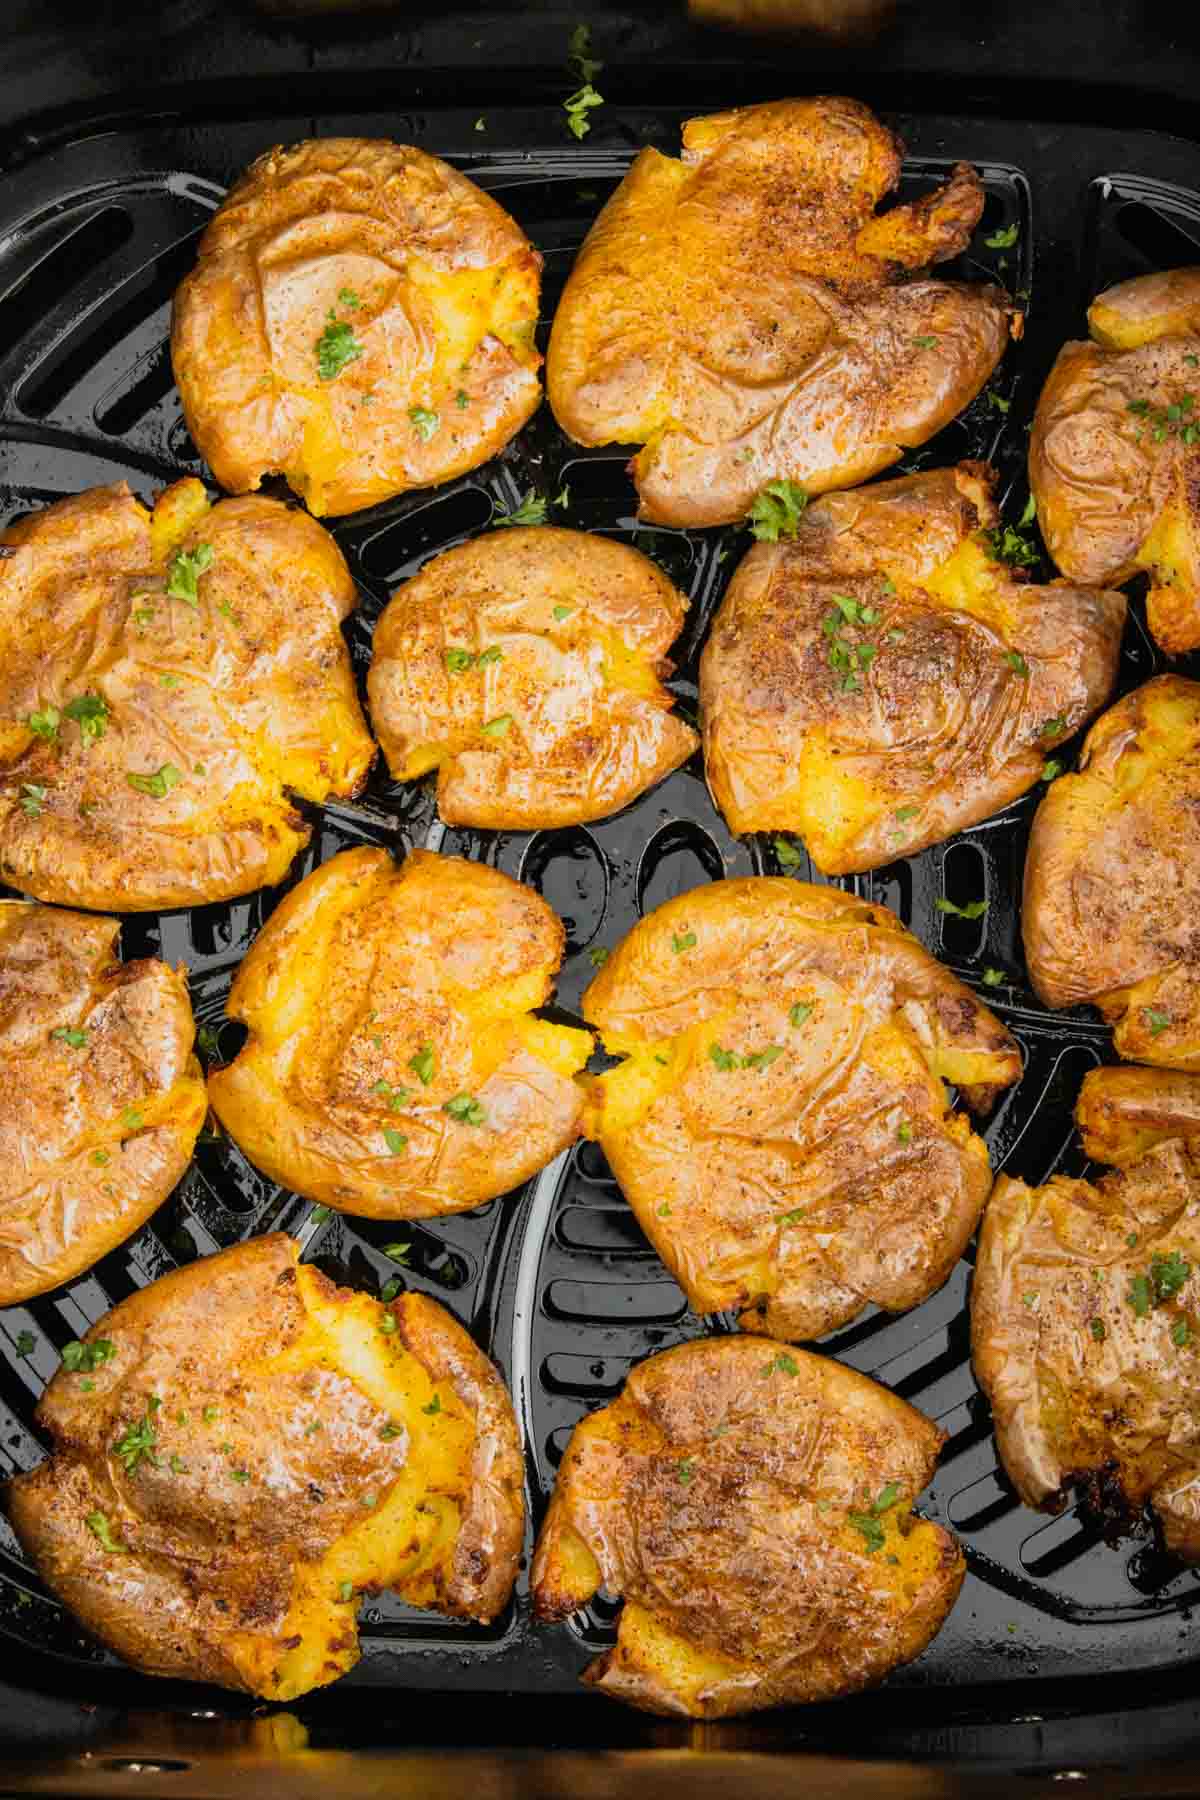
0,478 -> 373,912
1076,1065 -> 1200,1167
1029,268 -> 1200,653
701,463 -> 1124,871
0,903 -> 205,1306
547,95 -> 1019,528
581,879 -> 1020,1341
1023,676 -> 1200,1069
209,847 -> 592,1219
368,527 -> 699,829
532,1336 -> 963,1717
172,137 -> 542,518
5,1235 -> 524,1698
972,1138 -> 1200,1558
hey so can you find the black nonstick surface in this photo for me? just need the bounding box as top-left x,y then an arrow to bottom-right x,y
1,90 -> 1200,1720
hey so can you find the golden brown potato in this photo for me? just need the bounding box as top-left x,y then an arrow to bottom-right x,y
581,878 -> 1020,1341
547,96 -> 1019,528
972,1142 -> 1200,1557
0,478 -> 373,911
5,1234 -> 524,1698
1029,268 -> 1200,653
690,0 -> 894,37
531,1336 -> 963,1716
367,527 -> 698,829
701,464 -> 1124,870
172,138 -> 542,518
1023,676 -> 1200,1068
0,903 -> 205,1305
1076,1065 -> 1200,1166
209,847 -> 592,1219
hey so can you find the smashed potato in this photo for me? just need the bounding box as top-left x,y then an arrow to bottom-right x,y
972,1139 -> 1200,1557
1023,675 -> 1200,1067
1076,1065 -> 1200,1167
701,463 -> 1124,870
532,1336 -> 963,1716
5,1234 -> 524,1697
172,138 -> 542,517
0,904 -> 205,1306
368,526 -> 698,828
209,847 -> 591,1218
547,95 -> 1018,527
0,479 -> 373,911
581,878 -> 1020,1340
1029,268 -> 1200,653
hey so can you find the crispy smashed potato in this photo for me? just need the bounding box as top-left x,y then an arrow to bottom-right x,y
0,479 -> 373,911
690,0 -> 893,37
547,96 -> 1019,528
172,138 -> 542,518
1030,268 -> 1200,653
972,1140 -> 1200,1557
581,879 -> 1019,1341
532,1336 -> 963,1716
0,904 -> 204,1305
701,463 -> 1124,870
6,1234 -> 524,1697
209,847 -> 591,1218
368,527 -> 698,828
1023,675 -> 1200,1067
1076,1065 -> 1200,1167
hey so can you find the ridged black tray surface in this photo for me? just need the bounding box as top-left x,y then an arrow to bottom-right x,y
1,96 -> 1200,1709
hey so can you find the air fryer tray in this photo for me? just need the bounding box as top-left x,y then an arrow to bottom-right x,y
1,90 -> 1200,1718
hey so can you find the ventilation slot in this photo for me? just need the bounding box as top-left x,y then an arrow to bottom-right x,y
0,208 -> 134,376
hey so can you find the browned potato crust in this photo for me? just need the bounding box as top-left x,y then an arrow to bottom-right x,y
1029,268 -> 1200,653
0,478 -> 373,911
701,463 -> 1124,870
581,878 -> 1020,1340
531,1337 -> 963,1716
547,96 -> 1019,528
5,1235 -> 524,1697
1023,675 -> 1200,1067
972,1144 -> 1200,1557
368,527 -> 698,829
172,138 -> 542,518
209,847 -> 592,1219
1076,1065 -> 1200,1166
0,904 -> 205,1305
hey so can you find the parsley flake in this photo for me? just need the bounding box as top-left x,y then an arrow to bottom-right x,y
62,1339 -> 114,1373
408,406 -> 440,441
27,705 -> 60,741
86,1511 -> 126,1554
1090,1317 -> 1106,1342
587,946 -> 610,967
848,1510 -> 886,1553
747,480 -> 808,542
51,1026 -> 88,1049
125,764 -> 183,799
337,288 -> 360,310
166,543 -> 213,605
935,897 -> 988,920
316,318 -> 364,381
789,1002 -> 813,1028
564,84 -> 604,140
553,604 -> 572,621
409,1044 -> 435,1086
773,835 -> 803,868
671,931 -> 697,954
444,1093 -> 486,1127
63,693 -> 110,743
383,1242 -> 411,1264
492,490 -> 547,528
1005,650 -> 1030,676
912,335 -> 939,349
383,1128 -> 408,1155
112,1411 -> 159,1476
423,1393 -> 442,1416
1143,1008 -> 1171,1037
15,1331 -> 35,1359
676,1457 -> 696,1486
982,968 -> 1005,987
480,714 -> 513,738
19,783 -> 46,817
984,223 -> 1019,249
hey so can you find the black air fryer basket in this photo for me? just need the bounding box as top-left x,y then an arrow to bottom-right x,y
3,5 -> 1200,1794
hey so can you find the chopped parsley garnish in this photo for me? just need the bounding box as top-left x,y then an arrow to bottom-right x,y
1090,1317 -> 1106,1342
873,1482 -> 901,1513
1005,650 -> 1030,676
15,1331 -> 35,1359
912,335 -> 939,349
383,1128 -> 408,1155
27,705 -> 60,741
166,543 -> 213,605
848,1510 -> 886,1553
935,897 -> 988,920
1040,717 -> 1066,738
125,764 -> 183,799
1127,1233 -> 1140,1249
444,1093 -> 486,1126
169,1454 -> 187,1474
203,1405 -> 219,1424
492,490 -> 547,528
789,1002 -> 813,1028
373,1080 -> 410,1112
778,1207 -> 807,1225
747,479 -> 808,542
86,1511 -> 126,1553
1143,1008 -> 1171,1037
709,1042 -> 740,1072
984,223 -> 1019,249
894,804 -> 920,822
380,1278 -> 401,1302
676,1456 -> 696,1486
587,946 -> 610,967
383,1242 -> 411,1264
408,406 -> 440,441
743,1044 -> 784,1070
119,1107 -> 143,1131
92,1149 -> 110,1164
408,1044 -> 435,1086
1127,391 -> 1199,446
982,968 -> 1005,987
657,1202 -> 671,1217
316,318 -> 364,382
423,1393 -> 442,1416
553,604 -> 572,621
1041,759 -> 1064,783
230,1469 -> 250,1484
477,645 -> 504,667
671,931 -> 697,954
445,646 -> 504,674
63,693 -> 110,743
19,783 -> 46,817
62,1339 -> 114,1373
1128,1250 -> 1192,1317
339,1581 -> 355,1602
1174,1319 -> 1192,1348
112,1411 -> 159,1476
554,485 -> 570,508
337,288 -> 360,310
564,84 -> 604,140
773,835 -> 803,867
51,1027 -> 88,1048
981,523 -> 1039,568
567,21 -> 604,82
455,390 -> 470,408
986,390 -> 1011,413
765,1352 -> 799,1376
379,1313 -> 397,1336
480,714 -> 513,738
898,1120 -> 913,1144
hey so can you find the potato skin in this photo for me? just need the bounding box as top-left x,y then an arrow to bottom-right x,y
0,903 -> 205,1305
368,527 -> 698,829
1076,1065 -> 1200,1166
209,847 -> 590,1218
0,480 -> 374,911
172,138 -> 542,517
547,96 -> 1018,527
5,1235 -> 524,1696
1029,269 -> 1200,653
701,463 -> 1124,869
972,1144 -> 1200,1554
582,878 -> 1020,1340
1023,675 -> 1200,1066
531,1337 -> 963,1717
